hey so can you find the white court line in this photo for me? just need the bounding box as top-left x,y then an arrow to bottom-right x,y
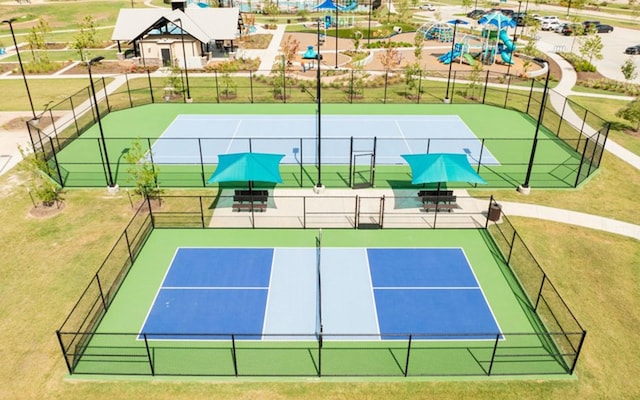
261,248 -> 277,340
162,286 -> 269,290
394,119 -> 412,154
374,287 -> 481,290
224,119 -> 243,154
363,248 -> 381,339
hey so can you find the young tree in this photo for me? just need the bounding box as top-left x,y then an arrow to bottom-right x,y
413,30 -> 424,62
281,35 -> 300,68
621,57 -> 638,82
616,99 -> 640,132
19,146 -> 63,207
73,16 -> 100,62
27,18 -> 51,68
578,34 -> 603,65
352,31 -> 363,53
462,0 -> 473,11
379,39 -> 400,71
123,138 -> 162,199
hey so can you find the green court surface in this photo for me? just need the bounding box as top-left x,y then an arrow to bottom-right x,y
52,103 -> 584,189
69,228 -> 575,378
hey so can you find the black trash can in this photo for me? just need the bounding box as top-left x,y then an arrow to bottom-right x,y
488,203 -> 502,222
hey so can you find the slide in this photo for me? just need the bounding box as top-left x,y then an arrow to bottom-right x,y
438,49 -> 460,65
498,30 -> 516,65
340,0 -> 358,11
462,53 -> 475,66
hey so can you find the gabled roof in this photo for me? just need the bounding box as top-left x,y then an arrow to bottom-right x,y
111,7 -> 240,43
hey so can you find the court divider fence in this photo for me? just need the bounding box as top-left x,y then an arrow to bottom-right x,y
56,194 -> 586,377
27,68 -> 608,189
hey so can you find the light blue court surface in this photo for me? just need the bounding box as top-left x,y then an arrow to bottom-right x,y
149,115 -> 500,166
139,247 -> 502,341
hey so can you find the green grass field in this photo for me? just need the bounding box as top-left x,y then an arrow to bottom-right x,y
51,103 -> 585,189
66,228 -> 576,377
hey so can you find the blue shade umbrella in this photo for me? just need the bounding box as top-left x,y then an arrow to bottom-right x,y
478,12 -> 517,29
207,152 -> 285,185
314,0 -> 341,10
401,153 -> 487,188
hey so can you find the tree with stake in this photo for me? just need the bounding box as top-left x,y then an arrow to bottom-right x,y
616,98 -> 640,133
621,57 -> 638,82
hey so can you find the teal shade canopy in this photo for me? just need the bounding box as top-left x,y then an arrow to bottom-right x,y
478,12 -> 517,29
207,152 -> 285,184
401,153 -> 487,185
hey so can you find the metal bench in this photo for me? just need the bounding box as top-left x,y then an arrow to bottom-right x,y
232,203 -> 267,212
422,203 -> 460,212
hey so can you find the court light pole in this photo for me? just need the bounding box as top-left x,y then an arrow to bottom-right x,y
87,56 -> 117,190
2,18 -> 36,120
519,59 -> 550,194
175,18 -> 191,101
444,19 -> 462,103
316,18 -> 324,190
335,1 -> 339,69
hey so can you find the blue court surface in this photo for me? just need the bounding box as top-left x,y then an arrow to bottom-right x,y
149,114 -> 500,166
139,247 -> 502,341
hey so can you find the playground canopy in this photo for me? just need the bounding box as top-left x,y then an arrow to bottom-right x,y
478,12 -> 517,30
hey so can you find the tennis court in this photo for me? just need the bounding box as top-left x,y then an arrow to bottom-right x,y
51,103 -> 587,188
67,228 -> 580,377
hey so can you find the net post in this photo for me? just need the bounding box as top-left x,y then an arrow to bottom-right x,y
348,136 -> 353,188
231,334 -> 238,376
143,333 -> 155,375
487,333 -> 500,375
404,334 -> 412,377
56,330 -> 73,374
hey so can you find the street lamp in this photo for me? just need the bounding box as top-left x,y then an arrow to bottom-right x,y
335,1 -> 339,69
316,19 -> 323,190
444,19 -> 463,103
2,18 -> 36,120
87,56 -> 117,190
175,18 -> 191,101
514,1 -> 522,40
367,0 -> 372,47
519,59 -> 550,194
566,0 -> 572,17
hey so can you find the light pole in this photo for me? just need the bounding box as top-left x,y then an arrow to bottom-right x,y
515,1 -> 522,40
2,18 -> 36,120
87,56 -> 117,189
519,59 -> 550,194
566,0 -> 572,17
367,0 -> 372,47
444,19 -> 462,103
316,19 -> 323,190
335,1 -> 339,69
175,18 -> 191,101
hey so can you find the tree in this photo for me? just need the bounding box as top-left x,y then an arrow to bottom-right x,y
379,40 -> 400,71
578,34 -> 603,65
352,31 -> 363,53
403,62 -> 422,98
123,139 -> 162,199
616,99 -> 640,132
413,30 -> 424,62
395,0 -> 411,22
281,35 -> 300,68
27,18 -> 51,70
18,146 -> 63,207
462,0 -> 472,11
72,16 -> 100,62
621,57 -> 638,82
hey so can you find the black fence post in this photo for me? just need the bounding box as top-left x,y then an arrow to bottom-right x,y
56,330 -> 73,374
404,334 -> 412,377
383,71 -> 388,104
482,70 -> 489,104
124,229 -> 133,262
485,195 -> 493,229
199,196 -> 205,228
214,70 -> 220,103
48,137 -> 64,186
451,71 -> 456,103
526,77 -> 534,114
95,274 -> 107,310
69,96 -> 80,137
558,97 -> 568,134
570,332 -> 587,374
249,70 -> 254,103
101,77 -> 111,112
417,70 -> 422,104
146,138 -> 158,188
507,230 -> 516,264
231,334 -> 238,376
125,73 -> 133,108
147,195 -> 155,228
487,333 -> 500,375
317,332 -> 322,377
50,109 -> 60,150
143,333 -> 155,375
503,74 -> 511,109
534,274 -> 546,311
349,69 -> 354,104
147,69 -> 155,103
198,138 -> 205,187
299,138 -> 303,187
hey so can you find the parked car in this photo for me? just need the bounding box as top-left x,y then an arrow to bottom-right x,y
541,20 -> 560,31
419,3 -> 436,11
562,23 -> 584,36
593,24 -> 614,33
582,20 -> 601,30
466,9 -> 486,19
555,23 -> 568,33
539,15 -> 560,24
625,44 -> 640,55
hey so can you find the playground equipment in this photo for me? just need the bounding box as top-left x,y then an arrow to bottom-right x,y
419,22 -> 454,43
478,12 -> 517,66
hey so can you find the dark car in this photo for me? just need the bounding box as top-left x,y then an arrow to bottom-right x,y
466,9 -> 486,19
593,24 -> 614,33
562,23 -> 584,36
624,45 -> 640,55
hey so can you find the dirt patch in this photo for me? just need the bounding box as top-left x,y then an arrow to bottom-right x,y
237,34 -> 273,49
576,70 -> 608,82
27,201 -> 65,219
2,115 -> 56,131
45,42 -> 68,50
63,60 -> 158,75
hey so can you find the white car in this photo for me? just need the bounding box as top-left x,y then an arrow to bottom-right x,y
541,20 -> 560,31
539,15 -> 559,24
419,3 -> 436,11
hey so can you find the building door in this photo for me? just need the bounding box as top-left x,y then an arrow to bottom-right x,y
161,48 -> 171,67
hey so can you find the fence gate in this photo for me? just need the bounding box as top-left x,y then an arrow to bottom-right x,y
349,137 -> 377,189
356,196 -> 384,229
